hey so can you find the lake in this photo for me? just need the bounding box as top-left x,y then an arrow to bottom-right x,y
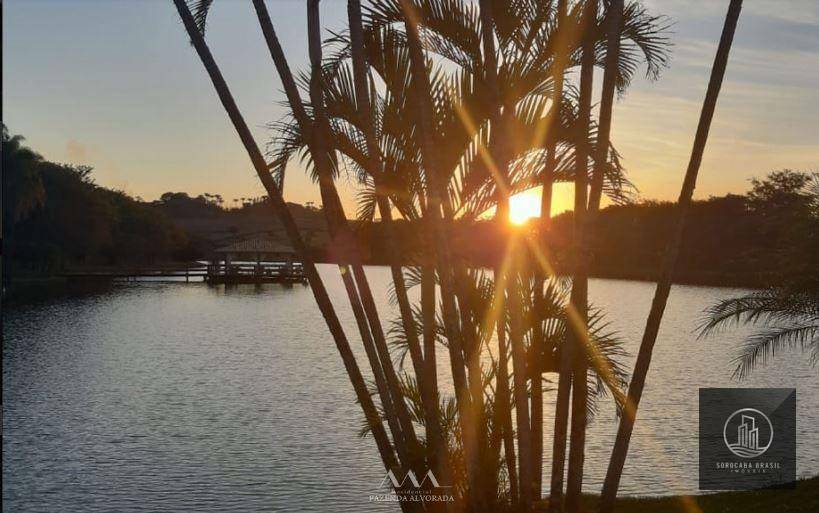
3,265 -> 817,512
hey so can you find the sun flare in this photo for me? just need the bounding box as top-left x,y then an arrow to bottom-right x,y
509,189 -> 542,225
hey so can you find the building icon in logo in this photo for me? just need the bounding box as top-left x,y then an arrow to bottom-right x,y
723,408 -> 773,458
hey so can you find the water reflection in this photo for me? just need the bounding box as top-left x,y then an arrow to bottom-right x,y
3,266 -> 817,512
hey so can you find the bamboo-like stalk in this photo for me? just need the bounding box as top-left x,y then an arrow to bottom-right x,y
549,1 -> 596,511
588,0 -> 625,213
509,246 -> 534,510
489,240 -> 518,504
470,1 -> 510,507
398,0 -> 479,505
251,0 -> 420,467
421,263 -> 441,427
567,0 -> 628,510
338,250 -> 409,461
529,297 -> 544,503
346,0 -> 445,472
169,4 -> 411,512
539,0 -> 568,229
307,0 -> 422,464
476,1 -> 532,507
535,0 -> 569,502
566,3 -> 628,508
598,2 -> 743,512
564,1 -> 598,510
496,315 -> 519,504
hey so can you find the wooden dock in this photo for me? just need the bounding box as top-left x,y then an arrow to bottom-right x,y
59,262 -> 306,284
204,262 -> 306,284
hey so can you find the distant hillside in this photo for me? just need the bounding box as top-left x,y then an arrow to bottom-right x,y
5,127 -> 814,288
358,170 -> 818,288
151,193 -> 330,257
2,127 -> 331,277
548,195 -> 791,286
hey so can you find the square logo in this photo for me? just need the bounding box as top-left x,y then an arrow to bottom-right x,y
699,388 -> 796,490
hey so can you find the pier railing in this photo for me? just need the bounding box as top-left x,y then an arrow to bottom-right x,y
206,262 -> 305,281
59,262 -> 306,284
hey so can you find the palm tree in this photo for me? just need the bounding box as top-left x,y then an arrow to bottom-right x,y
599,2 -> 744,512
566,2 -> 626,512
535,1 -> 568,502
476,0 -> 535,507
346,1 -> 445,468
274,0 -> 666,504
309,0 -> 425,467
170,3 -> 413,511
248,0 -> 422,467
372,267 -> 631,509
588,0 -> 624,212
175,2 -> 673,511
396,2 -> 482,506
548,2 -> 597,511
564,2 -> 596,510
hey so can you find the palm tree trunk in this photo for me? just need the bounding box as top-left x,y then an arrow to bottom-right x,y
488,218 -> 519,505
306,0 -> 423,465
564,1 -> 599,510
599,2 -> 743,512
496,312 -> 519,504
347,0 -> 445,473
550,1 -> 596,511
252,0 -> 421,466
342,262 -> 409,460
547,357 -> 571,513
565,4 -> 629,512
530,358 -> 543,503
421,263 -> 443,445
170,3 -> 410,511
477,2 -> 533,507
399,2 -> 469,405
509,246 -> 534,510
536,0 -> 568,503
588,0 -> 624,213
399,0 -> 479,505
539,0 -> 567,230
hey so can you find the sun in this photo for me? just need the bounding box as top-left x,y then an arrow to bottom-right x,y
509,189 -> 542,225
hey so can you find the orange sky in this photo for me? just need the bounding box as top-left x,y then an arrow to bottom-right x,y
3,1 -> 817,218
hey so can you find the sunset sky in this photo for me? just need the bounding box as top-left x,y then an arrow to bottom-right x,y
4,0 -> 818,216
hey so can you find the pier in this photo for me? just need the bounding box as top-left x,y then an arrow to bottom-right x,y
57,237 -> 307,285
58,262 -> 306,284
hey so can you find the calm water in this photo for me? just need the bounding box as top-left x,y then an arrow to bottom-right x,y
3,265 -> 817,512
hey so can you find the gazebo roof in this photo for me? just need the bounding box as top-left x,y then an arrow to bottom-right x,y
214,236 -> 297,255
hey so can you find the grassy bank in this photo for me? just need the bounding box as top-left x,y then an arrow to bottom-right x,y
565,476 -> 819,512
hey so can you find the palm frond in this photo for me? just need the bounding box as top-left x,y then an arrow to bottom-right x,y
188,0 -> 214,36
733,324 -> 819,379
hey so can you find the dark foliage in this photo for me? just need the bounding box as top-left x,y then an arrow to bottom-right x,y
360,170 -> 818,288
2,127 -> 190,275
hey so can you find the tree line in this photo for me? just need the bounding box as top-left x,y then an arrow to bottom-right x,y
5,122 -> 813,296
361,169 -> 819,288
2,126 -> 193,276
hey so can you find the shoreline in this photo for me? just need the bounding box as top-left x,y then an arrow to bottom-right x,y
3,264 -> 765,297
556,476 -> 818,512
